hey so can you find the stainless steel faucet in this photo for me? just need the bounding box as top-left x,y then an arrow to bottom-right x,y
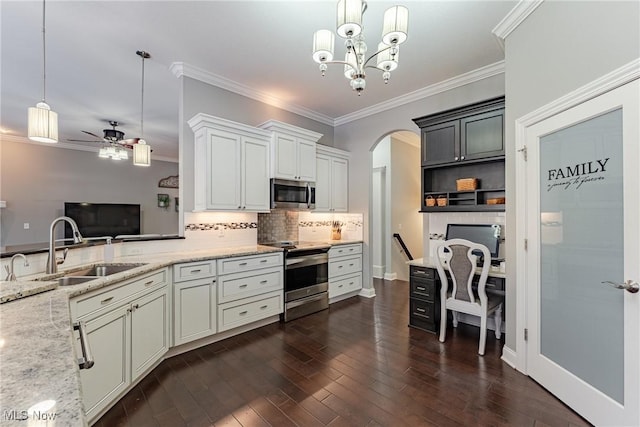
46,216 -> 83,274
4,253 -> 29,281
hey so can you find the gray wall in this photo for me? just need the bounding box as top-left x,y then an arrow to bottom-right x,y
334,74 -> 505,296
0,140 -> 179,247
179,77 -> 336,212
504,0 -> 640,350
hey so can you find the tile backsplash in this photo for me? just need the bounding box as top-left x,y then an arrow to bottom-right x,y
183,211 -> 257,249
256,211 -> 364,243
257,211 -> 299,243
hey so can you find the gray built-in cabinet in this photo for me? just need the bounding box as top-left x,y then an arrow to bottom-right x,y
413,97 -> 505,212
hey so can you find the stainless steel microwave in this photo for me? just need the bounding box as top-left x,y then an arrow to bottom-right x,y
270,178 -> 315,210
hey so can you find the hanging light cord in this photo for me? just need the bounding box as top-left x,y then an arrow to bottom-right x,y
41,0 -> 47,102
139,51 -> 146,138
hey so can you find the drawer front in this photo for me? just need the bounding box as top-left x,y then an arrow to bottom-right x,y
218,291 -> 283,332
74,269 -> 168,319
173,260 -> 216,283
410,265 -> 434,279
410,298 -> 435,323
329,255 -> 362,278
329,243 -> 362,258
217,253 -> 283,275
485,276 -> 505,292
410,278 -> 436,301
218,267 -> 283,303
329,273 -> 362,298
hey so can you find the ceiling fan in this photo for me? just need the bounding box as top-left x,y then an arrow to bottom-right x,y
68,120 -> 139,148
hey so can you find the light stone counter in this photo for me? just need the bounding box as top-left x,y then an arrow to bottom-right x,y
0,244 -> 282,426
0,280 -> 57,304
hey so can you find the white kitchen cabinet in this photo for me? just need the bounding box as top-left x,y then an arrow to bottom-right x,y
173,260 -> 217,346
316,145 -> 349,212
258,120 -> 322,182
189,114 -> 271,212
70,268 -> 169,422
217,252 -> 284,332
328,243 -> 363,301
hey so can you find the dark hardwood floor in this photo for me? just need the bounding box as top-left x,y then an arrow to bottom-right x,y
96,279 -> 590,427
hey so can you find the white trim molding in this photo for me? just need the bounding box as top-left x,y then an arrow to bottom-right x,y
492,0 -> 545,50
501,345 -> 517,369
359,287 -> 376,298
383,272 -> 397,281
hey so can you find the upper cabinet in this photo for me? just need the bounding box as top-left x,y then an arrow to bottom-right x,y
189,114 -> 271,212
315,145 -> 349,213
414,97 -> 505,167
258,120 -> 323,182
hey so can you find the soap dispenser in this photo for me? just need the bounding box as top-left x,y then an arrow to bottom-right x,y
103,237 -> 114,262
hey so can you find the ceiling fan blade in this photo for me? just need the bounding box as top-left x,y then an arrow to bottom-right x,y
81,130 -> 105,140
68,138 -> 102,143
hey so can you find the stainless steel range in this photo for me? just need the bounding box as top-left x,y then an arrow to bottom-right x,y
263,241 -> 330,322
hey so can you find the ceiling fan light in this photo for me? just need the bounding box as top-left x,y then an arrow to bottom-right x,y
133,140 -> 151,167
117,147 -> 128,160
312,30 -> 334,63
98,147 -> 109,158
382,5 -> 408,46
28,101 -> 58,143
336,0 -> 363,38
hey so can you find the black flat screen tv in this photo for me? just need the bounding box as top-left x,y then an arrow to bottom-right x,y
64,202 -> 141,239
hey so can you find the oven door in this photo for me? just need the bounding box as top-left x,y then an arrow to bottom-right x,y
285,252 -> 328,302
271,179 -> 315,210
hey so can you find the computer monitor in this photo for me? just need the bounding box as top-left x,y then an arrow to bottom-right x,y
445,223 -> 501,259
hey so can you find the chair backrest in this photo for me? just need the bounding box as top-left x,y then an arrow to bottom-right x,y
434,238 -> 491,305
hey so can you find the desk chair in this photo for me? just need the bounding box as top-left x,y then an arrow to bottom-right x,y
435,239 -> 502,355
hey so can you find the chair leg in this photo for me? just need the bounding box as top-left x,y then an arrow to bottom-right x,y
439,306 -> 447,343
494,304 -> 503,339
479,315 -> 487,355
452,311 -> 459,328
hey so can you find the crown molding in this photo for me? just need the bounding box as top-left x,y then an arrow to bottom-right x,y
492,0 -> 545,50
334,61 -> 505,126
170,62 -> 335,126
0,134 -> 178,163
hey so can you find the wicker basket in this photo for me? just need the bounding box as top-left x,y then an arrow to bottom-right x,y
425,195 -> 436,207
436,196 -> 448,207
487,197 -> 506,205
456,178 -> 478,191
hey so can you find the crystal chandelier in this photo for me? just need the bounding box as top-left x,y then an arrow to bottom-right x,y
312,0 -> 408,95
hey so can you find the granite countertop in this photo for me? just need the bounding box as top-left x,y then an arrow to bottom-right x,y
0,244 -> 283,426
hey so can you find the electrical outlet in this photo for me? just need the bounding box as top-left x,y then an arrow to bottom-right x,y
23,223 -> 30,230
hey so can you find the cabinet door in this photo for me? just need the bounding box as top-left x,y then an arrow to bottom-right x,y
241,136 -> 270,211
273,133 -> 298,180
78,305 -> 129,421
130,288 -> 169,382
460,108 -> 504,161
173,278 -> 217,346
297,139 -> 317,182
330,157 -> 349,212
314,155 -> 331,212
207,130 -> 241,210
422,120 -> 459,166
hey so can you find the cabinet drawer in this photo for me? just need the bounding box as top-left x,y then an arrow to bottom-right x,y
217,253 -> 283,275
410,279 -> 436,301
485,276 -> 505,292
218,291 -> 283,332
329,243 -> 362,258
329,273 -> 362,298
173,260 -> 216,283
74,269 -> 168,319
410,298 -> 435,323
329,255 -> 362,278
410,265 -> 434,279
218,267 -> 283,303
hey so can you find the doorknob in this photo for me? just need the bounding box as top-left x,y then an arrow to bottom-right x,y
602,280 -> 639,293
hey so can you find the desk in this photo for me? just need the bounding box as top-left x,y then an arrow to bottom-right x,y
407,258 -> 505,334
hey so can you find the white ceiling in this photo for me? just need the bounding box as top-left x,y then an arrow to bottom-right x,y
0,1 -> 516,161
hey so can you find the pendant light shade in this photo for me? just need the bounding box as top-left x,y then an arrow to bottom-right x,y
382,6 -> 409,46
133,140 -> 151,167
28,101 -> 58,143
336,0 -> 363,38
376,43 -> 399,71
312,30 -> 335,63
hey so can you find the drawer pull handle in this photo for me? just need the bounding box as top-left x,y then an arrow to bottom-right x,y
144,280 -> 154,286
239,311 -> 248,316
260,305 -> 268,310
414,270 -> 426,275
260,259 -> 268,263
101,297 -> 114,305
338,265 -> 343,268
239,284 -> 248,288
416,286 -> 425,291
338,284 -> 343,288
349,282 -> 354,285
260,280 -> 268,284
239,262 -> 248,266
349,263 -> 354,267
190,269 -> 202,274
416,308 -> 426,313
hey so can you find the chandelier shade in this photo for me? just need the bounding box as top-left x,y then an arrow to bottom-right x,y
312,30 -> 335,63
376,43 -> 399,72
382,5 -> 409,46
336,0 -> 363,38
28,102 -> 58,143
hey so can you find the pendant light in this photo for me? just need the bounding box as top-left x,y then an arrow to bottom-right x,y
133,50 -> 151,167
28,0 -> 58,143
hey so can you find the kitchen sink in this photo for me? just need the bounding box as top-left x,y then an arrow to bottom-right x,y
57,276 -> 99,286
65,263 -> 147,277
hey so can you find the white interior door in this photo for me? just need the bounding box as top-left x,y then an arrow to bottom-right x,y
524,80 -> 639,426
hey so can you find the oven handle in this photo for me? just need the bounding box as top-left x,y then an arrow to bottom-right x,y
286,254 -> 328,269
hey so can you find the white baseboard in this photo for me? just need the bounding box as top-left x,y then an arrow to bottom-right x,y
383,272 -> 397,281
501,345 -> 517,368
359,287 -> 376,298
372,265 -> 385,278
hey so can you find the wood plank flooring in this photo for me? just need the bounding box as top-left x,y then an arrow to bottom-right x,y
96,279 -> 590,427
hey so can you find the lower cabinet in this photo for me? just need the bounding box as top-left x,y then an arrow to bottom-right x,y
408,265 -> 440,333
70,268 -> 169,422
328,243 -> 363,300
